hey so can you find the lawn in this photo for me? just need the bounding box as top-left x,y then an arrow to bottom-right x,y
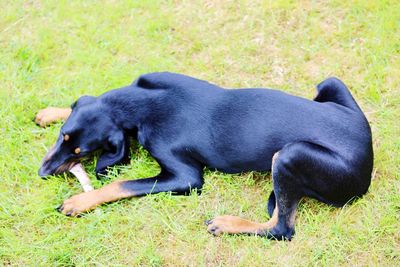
1,0 -> 399,266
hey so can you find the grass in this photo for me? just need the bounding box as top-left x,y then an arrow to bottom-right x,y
0,0 -> 399,266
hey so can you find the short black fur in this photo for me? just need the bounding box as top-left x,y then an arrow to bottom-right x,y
38,72 -> 373,240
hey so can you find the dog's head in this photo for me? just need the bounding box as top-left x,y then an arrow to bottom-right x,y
38,95 -> 130,178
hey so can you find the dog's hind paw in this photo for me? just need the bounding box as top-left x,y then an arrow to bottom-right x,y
206,215 -> 264,236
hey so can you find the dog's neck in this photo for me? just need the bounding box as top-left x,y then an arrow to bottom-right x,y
100,85 -> 164,131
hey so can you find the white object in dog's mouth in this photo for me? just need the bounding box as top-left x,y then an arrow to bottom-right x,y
69,163 -> 94,192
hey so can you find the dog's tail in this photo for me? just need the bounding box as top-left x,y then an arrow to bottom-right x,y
314,77 -> 362,112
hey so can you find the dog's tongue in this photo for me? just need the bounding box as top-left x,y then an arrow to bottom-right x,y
69,163 -> 94,192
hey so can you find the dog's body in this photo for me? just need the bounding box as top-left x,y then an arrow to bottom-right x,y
37,72 -> 373,240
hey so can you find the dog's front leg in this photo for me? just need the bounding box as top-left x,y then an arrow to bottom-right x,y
57,180 -> 129,216
58,162 -> 203,217
35,107 -> 71,127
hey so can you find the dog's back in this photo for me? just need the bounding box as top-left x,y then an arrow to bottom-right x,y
133,73 -> 372,176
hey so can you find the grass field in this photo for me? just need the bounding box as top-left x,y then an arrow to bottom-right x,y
1,0 -> 399,266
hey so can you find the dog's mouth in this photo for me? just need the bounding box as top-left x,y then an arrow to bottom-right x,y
38,142 -> 81,177
54,160 -> 79,174
39,142 -> 99,178
39,159 -> 79,178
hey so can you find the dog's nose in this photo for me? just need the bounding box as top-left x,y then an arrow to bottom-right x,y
38,165 -> 51,179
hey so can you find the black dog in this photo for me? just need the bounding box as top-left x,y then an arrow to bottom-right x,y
36,72 -> 373,240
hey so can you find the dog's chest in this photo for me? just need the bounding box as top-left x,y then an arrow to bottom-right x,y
137,126 -> 148,148
137,124 -> 157,150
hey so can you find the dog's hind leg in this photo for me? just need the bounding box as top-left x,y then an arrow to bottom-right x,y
206,147 -> 300,240
206,141 -> 363,240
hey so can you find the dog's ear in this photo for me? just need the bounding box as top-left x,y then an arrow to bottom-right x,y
95,129 -> 130,177
71,95 -> 96,110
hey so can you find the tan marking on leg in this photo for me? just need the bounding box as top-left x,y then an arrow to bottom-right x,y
265,204 -> 279,229
35,107 -> 72,127
271,150 -> 298,232
272,151 -> 280,168
207,204 -> 279,236
266,151 -> 281,229
287,208 -> 297,228
207,216 -> 266,235
60,180 -> 132,216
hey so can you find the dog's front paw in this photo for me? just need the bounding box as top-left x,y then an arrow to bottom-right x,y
35,107 -> 69,127
57,191 -> 100,217
206,215 -> 260,236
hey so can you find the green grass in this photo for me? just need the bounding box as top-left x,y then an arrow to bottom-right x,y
1,0 -> 399,266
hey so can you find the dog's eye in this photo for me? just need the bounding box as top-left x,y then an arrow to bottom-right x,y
74,147 -> 81,154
